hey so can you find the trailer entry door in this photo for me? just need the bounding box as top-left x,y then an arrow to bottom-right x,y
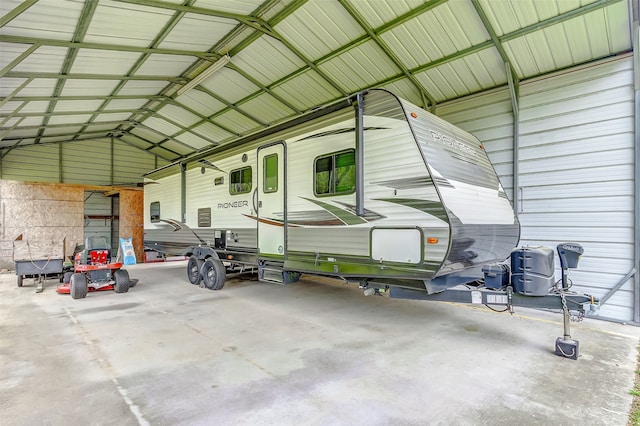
257,143 -> 285,257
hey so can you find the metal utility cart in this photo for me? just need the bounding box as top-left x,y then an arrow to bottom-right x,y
13,239 -> 65,293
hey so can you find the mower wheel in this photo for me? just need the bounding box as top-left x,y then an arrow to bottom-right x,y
63,272 -> 72,284
114,270 -> 131,293
187,255 -> 204,285
201,258 -> 226,291
70,273 -> 88,299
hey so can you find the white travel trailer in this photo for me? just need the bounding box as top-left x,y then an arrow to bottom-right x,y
144,89 -> 519,292
145,89 -> 598,359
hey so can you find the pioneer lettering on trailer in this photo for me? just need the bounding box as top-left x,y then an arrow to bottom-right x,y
218,201 -> 249,209
428,129 -> 475,155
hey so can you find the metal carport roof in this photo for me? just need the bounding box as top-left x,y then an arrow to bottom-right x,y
0,0 -> 633,162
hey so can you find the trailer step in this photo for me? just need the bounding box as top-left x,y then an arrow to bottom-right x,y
258,260 -> 301,285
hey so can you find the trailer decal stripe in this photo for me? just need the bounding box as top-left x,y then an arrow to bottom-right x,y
301,197 -> 368,225
376,198 -> 450,223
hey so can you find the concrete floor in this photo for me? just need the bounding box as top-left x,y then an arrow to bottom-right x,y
1,261 -> 638,426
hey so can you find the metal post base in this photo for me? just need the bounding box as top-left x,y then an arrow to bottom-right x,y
555,337 -> 579,360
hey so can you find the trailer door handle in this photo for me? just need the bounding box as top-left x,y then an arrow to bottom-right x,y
252,189 -> 258,213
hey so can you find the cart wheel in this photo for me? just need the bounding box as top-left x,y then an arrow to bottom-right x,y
114,270 -> 131,293
187,255 -> 203,285
70,273 -> 88,299
201,258 -> 226,290
17,275 -> 23,287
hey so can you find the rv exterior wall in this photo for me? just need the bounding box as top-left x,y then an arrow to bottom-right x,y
144,90 -> 520,291
439,55 -> 635,322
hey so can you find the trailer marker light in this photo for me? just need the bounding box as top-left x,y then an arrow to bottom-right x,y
479,144 -> 484,149
410,112 -> 418,118
427,237 -> 438,244
228,255 -> 233,260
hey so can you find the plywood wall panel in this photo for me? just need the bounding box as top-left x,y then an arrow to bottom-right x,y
119,190 -> 144,262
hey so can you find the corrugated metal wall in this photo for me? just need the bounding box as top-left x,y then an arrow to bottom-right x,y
439,55 -> 636,322
0,138 -> 163,185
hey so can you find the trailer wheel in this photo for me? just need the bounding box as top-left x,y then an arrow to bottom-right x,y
201,258 -> 226,290
187,255 -> 203,285
70,273 -> 88,299
17,275 -> 23,287
114,270 -> 131,293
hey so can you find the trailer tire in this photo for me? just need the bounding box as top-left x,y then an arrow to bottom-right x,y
201,258 -> 226,290
70,273 -> 88,299
17,275 -> 23,287
114,270 -> 131,293
187,255 -> 203,285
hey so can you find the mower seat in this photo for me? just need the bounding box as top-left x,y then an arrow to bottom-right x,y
85,236 -> 111,265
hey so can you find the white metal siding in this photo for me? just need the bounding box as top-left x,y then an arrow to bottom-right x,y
0,144 -> 60,182
1,139 -> 161,186
439,56 -> 635,322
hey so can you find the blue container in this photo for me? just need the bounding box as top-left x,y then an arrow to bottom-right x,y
510,246 -> 554,296
482,263 -> 510,289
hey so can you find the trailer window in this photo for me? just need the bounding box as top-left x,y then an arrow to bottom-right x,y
315,150 -> 355,196
263,154 -> 278,193
230,166 -> 252,194
150,201 -> 160,223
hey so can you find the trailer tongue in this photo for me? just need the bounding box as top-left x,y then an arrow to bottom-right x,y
384,243 -> 598,360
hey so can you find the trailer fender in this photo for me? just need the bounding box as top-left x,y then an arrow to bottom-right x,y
187,246 -> 220,261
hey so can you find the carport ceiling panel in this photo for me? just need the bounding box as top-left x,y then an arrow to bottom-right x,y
379,0 -> 491,69
199,68 -> 260,104
149,145 -> 181,160
70,49 -> 141,74
213,109 -> 261,136
82,122 -> 124,133
157,13 -> 237,51
274,0 -> 365,61
142,117 -> 182,138
5,101 -> 49,114
43,125 -> 84,137
0,42 -> 33,67
239,93 -> 296,124
92,112 -> 134,124
346,0 -> 428,29
157,140 -> 194,156
131,126 -> 165,143
47,114 -> 93,126
413,50 -> 505,102
134,54 -> 194,77
10,46 -> 68,73
155,104 -> 201,128
102,98 -> 149,111
271,69 -> 344,111
174,132 -> 213,150
7,78 -> 57,97
318,39 -> 401,94
175,91 -> 226,117
192,0 -> 264,14
379,78 -> 424,106
0,0 -> 83,40
83,1 -> 174,47
60,79 -> 121,97
192,121 -> 236,143
118,80 -> 170,96
53,99 -> 105,112
120,133 -> 155,151
231,36 -> 307,86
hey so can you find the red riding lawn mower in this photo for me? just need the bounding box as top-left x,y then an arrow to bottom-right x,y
57,236 -> 138,299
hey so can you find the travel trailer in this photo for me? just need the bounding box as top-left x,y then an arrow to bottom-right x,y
144,89 -> 597,359
144,89 -> 520,292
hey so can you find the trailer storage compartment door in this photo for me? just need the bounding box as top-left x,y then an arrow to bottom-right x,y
371,228 -> 422,264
